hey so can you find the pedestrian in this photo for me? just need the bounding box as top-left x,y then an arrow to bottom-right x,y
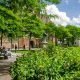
15,44 -> 17,53
23,45 -> 25,49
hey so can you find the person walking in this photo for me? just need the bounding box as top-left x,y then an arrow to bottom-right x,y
15,44 -> 17,53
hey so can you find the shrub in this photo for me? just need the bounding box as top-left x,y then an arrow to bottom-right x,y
10,47 -> 80,80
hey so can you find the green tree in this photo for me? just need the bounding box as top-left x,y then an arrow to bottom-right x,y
45,22 -> 57,43
45,23 -> 71,46
23,14 -> 45,50
7,19 -> 22,49
66,25 -> 80,46
56,26 -> 72,46
0,0 -> 61,49
0,5 -> 21,46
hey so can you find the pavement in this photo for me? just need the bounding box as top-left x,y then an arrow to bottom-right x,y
0,53 -> 19,80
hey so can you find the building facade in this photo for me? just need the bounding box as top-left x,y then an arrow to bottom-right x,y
0,37 -> 41,49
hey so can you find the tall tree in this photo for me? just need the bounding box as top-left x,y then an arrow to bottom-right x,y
23,14 -> 45,50
45,22 -> 57,43
0,5 -> 21,46
66,25 -> 80,46
55,26 -> 72,46
0,0 -> 61,49
7,19 -> 22,49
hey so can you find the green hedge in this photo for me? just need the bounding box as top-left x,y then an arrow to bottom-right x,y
10,47 -> 80,80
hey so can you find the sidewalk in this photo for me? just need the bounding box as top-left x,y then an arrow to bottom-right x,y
0,53 -> 19,80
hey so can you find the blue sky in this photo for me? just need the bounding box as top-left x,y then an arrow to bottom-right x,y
46,0 -> 80,26
57,0 -> 80,19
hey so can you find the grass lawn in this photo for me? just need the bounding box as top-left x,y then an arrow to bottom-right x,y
12,50 -> 28,54
11,48 -> 41,54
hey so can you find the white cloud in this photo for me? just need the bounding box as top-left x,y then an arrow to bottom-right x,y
46,4 -> 80,26
46,5 -> 70,26
73,18 -> 80,24
71,16 -> 80,26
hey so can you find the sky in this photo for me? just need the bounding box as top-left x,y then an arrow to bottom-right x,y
57,0 -> 80,19
46,0 -> 80,26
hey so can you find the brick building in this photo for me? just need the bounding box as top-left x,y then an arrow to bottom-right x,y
0,37 -> 41,49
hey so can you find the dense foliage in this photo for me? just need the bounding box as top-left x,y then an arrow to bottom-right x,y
0,5 -> 21,46
66,25 -> 80,46
45,23 -> 80,46
10,46 -> 80,80
0,0 -> 61,47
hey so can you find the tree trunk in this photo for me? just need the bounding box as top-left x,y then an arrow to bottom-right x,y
29,32 -> 32,50
11,37 -> 12,50
1,33 -> 3,46
66,38 -> 70,46
72,37 -> 75,46
62,38 -> 64,46
55,37 -> 58,46
52,35 -> 54,43
18,37 -> 19,50
35,39 -> 37,48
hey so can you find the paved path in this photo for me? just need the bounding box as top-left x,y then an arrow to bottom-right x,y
0,53 -> 20,80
